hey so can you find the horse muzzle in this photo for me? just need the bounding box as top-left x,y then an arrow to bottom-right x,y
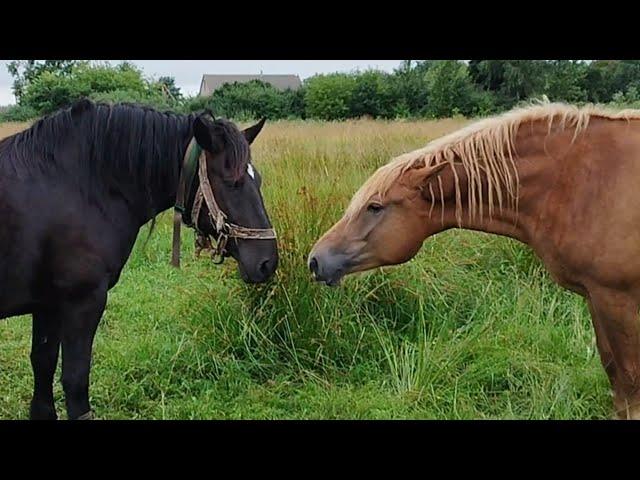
308,247 -> 351,287
235,242 -> 279,284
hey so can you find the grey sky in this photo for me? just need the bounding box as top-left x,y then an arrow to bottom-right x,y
0,60 -> 404,106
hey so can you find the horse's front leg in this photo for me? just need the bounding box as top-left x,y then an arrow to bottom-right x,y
30,310 -> 62,420
587,285 -> 640,419
59,281 -> 108,420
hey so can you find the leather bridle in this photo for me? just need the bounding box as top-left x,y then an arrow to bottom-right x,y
171,138 -> 276,268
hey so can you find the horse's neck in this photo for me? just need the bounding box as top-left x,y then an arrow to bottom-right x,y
432,153 -> 555,244
147,145 -> 190,222
138,121 -> 193,225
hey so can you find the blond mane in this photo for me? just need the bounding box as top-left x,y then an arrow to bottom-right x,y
346,100 -> 640,225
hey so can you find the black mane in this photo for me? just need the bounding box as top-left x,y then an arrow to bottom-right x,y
0,99 -> 196,200
0,99 -> 255,221
0,98 -> 254,221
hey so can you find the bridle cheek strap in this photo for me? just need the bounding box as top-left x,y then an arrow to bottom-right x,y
171,140 -> 276,268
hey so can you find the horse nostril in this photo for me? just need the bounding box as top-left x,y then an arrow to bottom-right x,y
259,259 -> 271,276
309,256 -> 318,274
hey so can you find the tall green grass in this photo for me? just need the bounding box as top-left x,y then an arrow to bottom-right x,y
0,118 -> 611,419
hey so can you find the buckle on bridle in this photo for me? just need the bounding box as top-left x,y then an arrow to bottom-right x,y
211,235 -> 228,264
195,222 -> 231,265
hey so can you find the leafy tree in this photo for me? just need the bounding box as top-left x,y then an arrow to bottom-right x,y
387,60 -> 432,116
89,89 -> 176,111
424,60 -> 490,117
469,60 -> 505,91
469,60 -> 548,107
281,87 -> 306,119
543,60 -> 588,102
156,76 -> 183,100
350,70 -> 394,118
304,74 -> 356,120
8,59 -> 640,125
19,62 -> 151,114
0,104 -> 38,122
611,85 -> 640,108
583,60 -> 619,102
7,60 -> 80,102
183,80 -> 297,120
609,61 -> 640,97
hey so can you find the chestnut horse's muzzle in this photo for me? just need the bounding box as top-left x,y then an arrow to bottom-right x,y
308,248 -> 350,287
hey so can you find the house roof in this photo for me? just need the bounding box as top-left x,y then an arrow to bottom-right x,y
199,74 -> 302,96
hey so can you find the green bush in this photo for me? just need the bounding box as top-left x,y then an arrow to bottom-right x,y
350,70 -> 395,118
0,104 -> 38,122
468,60 -> 548,109
76,62 -> 147,96
157,76 -> 183,100
89,88 -> 179,111
468,88 -> 498,116
610,85 -> 640,109
543,60 -> 588,103
9,59 -> 640,126
8,60 -> 80,102
424,61 -> 490,118
387,61 -> 432,117
304,73 -> 356,120
186,80 -> 298,120
281,87 -> 306,119
19,62 -> 152,114
19,71 -> 86,114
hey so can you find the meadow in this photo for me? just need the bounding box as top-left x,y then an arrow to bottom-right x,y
0,118 -> 611,419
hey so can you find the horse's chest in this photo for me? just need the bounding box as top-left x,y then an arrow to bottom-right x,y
540,254 -> 588,296
529,233 -> 590,296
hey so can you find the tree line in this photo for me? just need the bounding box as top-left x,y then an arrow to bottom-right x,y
2,60 -> 640,123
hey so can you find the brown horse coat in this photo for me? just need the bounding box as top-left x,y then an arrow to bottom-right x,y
309,101 -> 640,419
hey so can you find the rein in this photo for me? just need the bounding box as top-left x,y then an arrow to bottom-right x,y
171,138 -> 277,268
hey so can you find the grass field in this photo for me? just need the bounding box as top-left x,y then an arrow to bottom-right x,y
0,118 -> 611,419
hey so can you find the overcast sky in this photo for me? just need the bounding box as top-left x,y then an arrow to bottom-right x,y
0,60 -> 405,106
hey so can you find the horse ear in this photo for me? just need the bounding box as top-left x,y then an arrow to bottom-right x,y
70,98 -> 94,117
406,162 -> 448,189
243,118 -> 266,145
193,115 -> 223,153
425,162 -> 447,178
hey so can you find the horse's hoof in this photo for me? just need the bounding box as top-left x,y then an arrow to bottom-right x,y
29,403 -> 58,421
30,411 -> 58,421
74,410 -> 95,420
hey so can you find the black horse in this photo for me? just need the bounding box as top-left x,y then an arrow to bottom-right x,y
0,99 -> 278,420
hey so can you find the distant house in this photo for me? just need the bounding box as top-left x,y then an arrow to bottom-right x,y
199,74 -> 302,96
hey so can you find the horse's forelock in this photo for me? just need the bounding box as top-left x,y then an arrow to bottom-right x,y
212,118 -> 250,181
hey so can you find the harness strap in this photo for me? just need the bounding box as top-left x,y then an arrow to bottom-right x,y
197,149 -> 228,233
171,210 -> 182,268
171,137 -> 277,268
174,139 -> 200,220
171,138 -> 201,268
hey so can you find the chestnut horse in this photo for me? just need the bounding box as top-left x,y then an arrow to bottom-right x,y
309,101 -> 640,419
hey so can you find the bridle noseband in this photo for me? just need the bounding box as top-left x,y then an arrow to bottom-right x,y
171,138 -> 276,268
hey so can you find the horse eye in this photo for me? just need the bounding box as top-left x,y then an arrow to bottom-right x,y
367,203 -> 384,213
